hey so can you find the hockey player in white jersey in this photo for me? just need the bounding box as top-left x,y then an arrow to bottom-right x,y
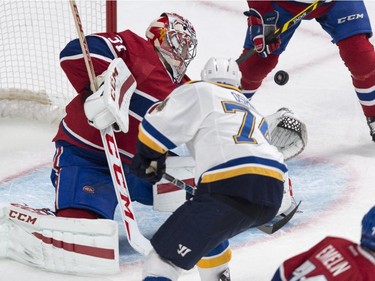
131,57 -> 289,281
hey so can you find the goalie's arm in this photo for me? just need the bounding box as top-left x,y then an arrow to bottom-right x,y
60,33 -> 127,95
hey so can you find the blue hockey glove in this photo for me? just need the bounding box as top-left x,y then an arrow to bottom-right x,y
245,9 -> 280,58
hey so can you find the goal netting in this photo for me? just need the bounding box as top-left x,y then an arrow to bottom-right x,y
0,1 -> 116,122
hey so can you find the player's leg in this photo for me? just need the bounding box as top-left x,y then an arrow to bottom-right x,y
337,35 -> 375,141
239,53 -> 279,99
196,240 -> 232,281
317,1 -> 375,141
239,3 -> 299,99
143,192 -> 278,280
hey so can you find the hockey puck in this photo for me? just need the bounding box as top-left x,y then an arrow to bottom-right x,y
274,70 -> 289,86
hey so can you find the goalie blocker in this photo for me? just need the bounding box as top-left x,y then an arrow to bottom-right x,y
0,203 -> 119,275
84,58 -> 136,133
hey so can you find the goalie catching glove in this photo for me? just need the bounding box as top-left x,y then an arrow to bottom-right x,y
266,108 -> 308,160
84,58 -> 136,133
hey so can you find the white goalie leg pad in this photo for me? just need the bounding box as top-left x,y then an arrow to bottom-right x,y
153,156 -> 195,212
0,203 -> 119,275
277,173 -> 293,216
265,108 -> 308,161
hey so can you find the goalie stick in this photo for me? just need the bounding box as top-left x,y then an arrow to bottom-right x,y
236,0 -> 326,64
163,173 -> 300,234
68,0 -> 151,256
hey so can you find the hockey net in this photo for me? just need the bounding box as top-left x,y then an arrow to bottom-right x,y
0,1 -> 116,122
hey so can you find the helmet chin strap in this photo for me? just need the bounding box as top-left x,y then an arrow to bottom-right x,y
157,52 -> 175,82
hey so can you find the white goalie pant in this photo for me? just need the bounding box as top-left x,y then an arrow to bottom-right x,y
0,203 -> 119,275
153,156 -> 293,216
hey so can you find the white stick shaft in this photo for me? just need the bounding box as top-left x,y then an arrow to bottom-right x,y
100,127 -> 152,255
68,0 -> 151,256
68,0 -> 98,91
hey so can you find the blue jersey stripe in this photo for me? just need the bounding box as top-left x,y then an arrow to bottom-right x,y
356,89 -> 375,102
207,156 -> 288,174
141,119 -> 176,150
60,36 -> 115,60
129,92 -> 157,119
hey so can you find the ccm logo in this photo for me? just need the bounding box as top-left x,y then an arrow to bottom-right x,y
110,67 -> 119,102
337,13 -> 364,24
9,210 -> 37,225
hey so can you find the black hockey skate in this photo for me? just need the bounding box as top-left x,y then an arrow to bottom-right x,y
219,268 -> 231,281
367,117 -> 375,142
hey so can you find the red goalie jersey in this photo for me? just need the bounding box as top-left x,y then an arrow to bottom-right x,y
54,29 -> 190,164
272,236 -> 375,281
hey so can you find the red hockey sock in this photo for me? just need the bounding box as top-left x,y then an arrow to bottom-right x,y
239,50 -> 279,91
337,34 -> 375,117
56,208 -> 100,219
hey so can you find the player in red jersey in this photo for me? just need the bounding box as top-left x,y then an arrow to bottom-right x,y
51,12 -> 197,219
272,205 -> 375,280
240,0 -> 375,142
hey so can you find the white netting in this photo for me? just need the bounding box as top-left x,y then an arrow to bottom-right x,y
0,1 -> 108,122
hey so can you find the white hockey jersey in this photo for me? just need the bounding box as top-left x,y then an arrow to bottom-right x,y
138,81 -> 287,187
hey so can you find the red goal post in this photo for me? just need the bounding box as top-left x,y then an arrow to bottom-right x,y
0,0 -> 117,122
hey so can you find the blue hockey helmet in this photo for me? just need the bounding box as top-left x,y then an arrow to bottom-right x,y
361,206 -> 375,251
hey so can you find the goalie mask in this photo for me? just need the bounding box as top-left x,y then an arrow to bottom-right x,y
146,12 -> 197,83
200,57 -> 242,88
361,205 -> 375,251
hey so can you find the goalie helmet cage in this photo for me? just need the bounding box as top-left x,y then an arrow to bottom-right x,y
0,0 -> 117,122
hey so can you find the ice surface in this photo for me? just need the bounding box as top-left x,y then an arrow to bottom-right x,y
0,1 -> 374,280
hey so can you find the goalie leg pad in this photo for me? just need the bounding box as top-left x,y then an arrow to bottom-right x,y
153,156 -> 195,212
277,173 -> 293,216
0,203 -> 119,275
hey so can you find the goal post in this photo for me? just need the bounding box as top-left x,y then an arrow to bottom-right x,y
0,0 -> 117,122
